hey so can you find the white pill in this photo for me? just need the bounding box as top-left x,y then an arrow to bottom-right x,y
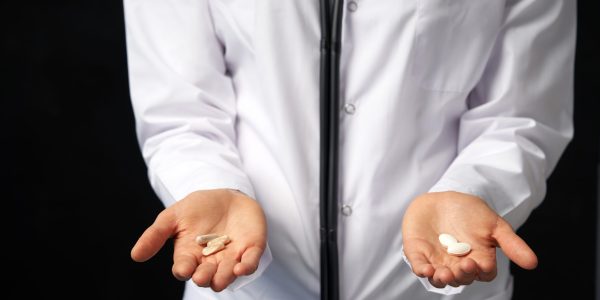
207,235 -> 231,247
438,233 -> 458,248
195,233 -> 220,245
202,241 -> 225,256
447,242 -> 471,256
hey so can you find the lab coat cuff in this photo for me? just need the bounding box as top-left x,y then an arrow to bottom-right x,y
401,246 -> 465,295
150,162 -> 256,207
226,243 -> 273,291
428,177 -> 494,210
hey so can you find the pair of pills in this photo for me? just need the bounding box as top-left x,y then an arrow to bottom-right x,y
195,233 -> 231,256
438,233 -> 471,256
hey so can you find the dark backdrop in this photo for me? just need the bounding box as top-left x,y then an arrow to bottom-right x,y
5,1 -> 598,299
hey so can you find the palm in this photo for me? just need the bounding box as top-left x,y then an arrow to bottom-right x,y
132,189 -> 267,291
402,192 -> 537,287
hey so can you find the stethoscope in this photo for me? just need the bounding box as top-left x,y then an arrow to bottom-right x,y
319,0 -> 344,299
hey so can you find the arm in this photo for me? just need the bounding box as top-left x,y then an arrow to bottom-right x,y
124,0 -> 270,291
403,0 -> 575,291
429,0 -> 575,229
125,0 -> 253,204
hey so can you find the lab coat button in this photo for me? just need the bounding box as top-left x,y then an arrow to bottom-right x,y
343,103 -> 356,115
341,204 -> 353,216
348,1 -> 358,12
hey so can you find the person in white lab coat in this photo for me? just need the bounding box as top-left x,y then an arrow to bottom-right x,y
124,0 -> 575,299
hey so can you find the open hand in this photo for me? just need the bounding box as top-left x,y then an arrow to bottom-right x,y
131,189 -> 267,292
402,191 -> 537,288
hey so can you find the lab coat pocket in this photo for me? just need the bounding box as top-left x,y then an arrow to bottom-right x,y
412,0 -> 505,93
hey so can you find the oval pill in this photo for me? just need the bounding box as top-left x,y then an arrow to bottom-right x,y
202,242 -> 225,256
438,233 -> 458,248
207,235 -> 231,247
195,233 -> 221,245
447,242 -> 471,256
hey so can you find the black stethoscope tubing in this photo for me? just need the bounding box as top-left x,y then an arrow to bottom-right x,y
319,0 -> 344,299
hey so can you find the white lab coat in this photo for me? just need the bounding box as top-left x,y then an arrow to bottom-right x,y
124,0 -> 575,299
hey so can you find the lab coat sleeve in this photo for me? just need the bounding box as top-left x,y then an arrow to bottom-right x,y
124,0 -> 271,290
429,0 -> 575,229
124,0 -> 255,205
420,1 -> 575,294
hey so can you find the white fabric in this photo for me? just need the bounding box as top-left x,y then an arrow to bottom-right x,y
124,0 -> 575,299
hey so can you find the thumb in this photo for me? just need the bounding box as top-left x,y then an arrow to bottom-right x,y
131,208 -> 176,262
492,218 -> 538,270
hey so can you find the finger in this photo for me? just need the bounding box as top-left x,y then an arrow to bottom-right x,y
471,247 -> 497,282
404,251 -> 435,278
211,258 -> 238,292
428,276 -> 446,289
172,237 -> 202,281
477,265 -> 497,282
233,246 -> 263,276
451,258 -> 477,286
473,255 -> 497,282
131,209 -> 176,262
433,266 -> 455,286
173,253 -> 199,281
192,262 -> 218,287
460,257 -> 478,275
493,218 -> 538,270
476,255 -> 496,274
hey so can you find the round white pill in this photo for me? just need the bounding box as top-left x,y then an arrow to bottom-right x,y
447,242 -> 471,256
438,233 -> 458,248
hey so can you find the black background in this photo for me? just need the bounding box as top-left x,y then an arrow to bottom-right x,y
4,1 -> 599,299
